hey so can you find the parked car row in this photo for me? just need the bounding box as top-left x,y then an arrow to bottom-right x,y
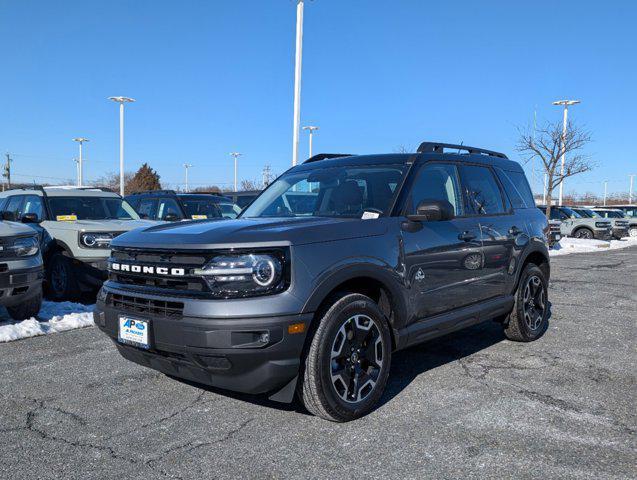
537,204 -> 635,244
0,187 -> 243,314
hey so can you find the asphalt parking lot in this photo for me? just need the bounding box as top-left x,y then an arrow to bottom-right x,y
1,247 -> 635,480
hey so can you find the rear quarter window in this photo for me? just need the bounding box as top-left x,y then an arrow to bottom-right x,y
495,168 -> 535,208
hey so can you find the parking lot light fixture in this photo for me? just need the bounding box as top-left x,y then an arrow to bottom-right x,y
303,125 -> 319,158
230,152 -> 242,191
108,96 -> 136,195
72,137 -> 89,187
552,99 -> 581,206
184,164 -> 193,192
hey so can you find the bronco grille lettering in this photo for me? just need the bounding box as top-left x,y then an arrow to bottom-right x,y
110,262 -> 186,276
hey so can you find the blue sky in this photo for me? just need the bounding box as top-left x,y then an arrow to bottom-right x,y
1,0 -> 635,195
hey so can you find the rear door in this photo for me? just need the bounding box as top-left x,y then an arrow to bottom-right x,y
400,161 -> 484,319
458,164 -> 518,300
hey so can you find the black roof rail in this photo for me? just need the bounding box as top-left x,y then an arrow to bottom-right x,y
417,142 -> 508,159
303,153 -> 354,164
128,189 -> 177,196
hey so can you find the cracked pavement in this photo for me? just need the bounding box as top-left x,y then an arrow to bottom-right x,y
1,247 -> 635,479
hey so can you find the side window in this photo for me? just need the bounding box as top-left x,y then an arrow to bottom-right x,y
5,196 -> 25,219
407,163 -> 463,216
495,168 -> 534,209
549,209 -> 562,220
459,165 -> 505,215
23,195 -> 45,220
137,198 -> 158,220
157,198 -> 183,220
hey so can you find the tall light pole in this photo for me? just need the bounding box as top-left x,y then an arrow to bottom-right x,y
291,0 -> 305,166
552,99 -> 580,206
303,125 -> 319,158
230,152 -> 242,191
108,96 -> 136,195
603,180 -> 608,206
629,174 -> 635,204
73,137 -> 89,187
184,164 -> 193,192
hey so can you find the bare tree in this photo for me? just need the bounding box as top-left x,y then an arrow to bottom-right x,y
393,145 -> 410,154
240,179 -> 261,191
517,120 -> 593,219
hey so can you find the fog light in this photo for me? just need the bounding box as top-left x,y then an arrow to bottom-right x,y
259,332 -> 270,344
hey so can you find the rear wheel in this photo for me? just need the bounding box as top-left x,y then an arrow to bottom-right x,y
7,288 -> 42,320
47,254 -> 78,301
573,227 -> 593,239
300,293 -> 392,422
629,226 -> 637,238
504,264 -> 549,342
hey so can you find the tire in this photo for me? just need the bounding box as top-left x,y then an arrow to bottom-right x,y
503,264 -> 549,342
7,287 -> 42,320
629,227 -> 637,238
47,254 -> 78,301
573,227 -> 593,239
299,293 -> 392,422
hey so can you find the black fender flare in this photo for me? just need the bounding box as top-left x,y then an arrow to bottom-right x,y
301,261 -> 409,335
513,241 -> 550,291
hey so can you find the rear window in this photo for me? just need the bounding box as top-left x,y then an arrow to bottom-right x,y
496,168 -> 535,208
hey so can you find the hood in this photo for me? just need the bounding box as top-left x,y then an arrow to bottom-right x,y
111,217 -> 389,250
0,220 -> 38,237
46,219 -> 158,232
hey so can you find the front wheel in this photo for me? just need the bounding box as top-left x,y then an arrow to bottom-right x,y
629,227 -> 637,238
47,254 -> 78,301
574,228 -> 593,239
504,264 -> 549,342
300,293 -> 392,422
7,288 -> 42,320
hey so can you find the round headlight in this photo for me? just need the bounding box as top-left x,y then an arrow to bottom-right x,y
83,234 -> 97,247
253,258 -> 277,286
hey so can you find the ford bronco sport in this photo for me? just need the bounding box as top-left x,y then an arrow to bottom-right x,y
94,142 -> 551,422
0,220 -> 44,320
0,187 -> 157,300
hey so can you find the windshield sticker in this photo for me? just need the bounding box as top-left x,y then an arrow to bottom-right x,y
361,211 -> 380,220
56,215 -> 78,221
191,215 -> 208,219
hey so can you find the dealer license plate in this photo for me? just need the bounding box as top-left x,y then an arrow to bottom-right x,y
118,317 -> 150,349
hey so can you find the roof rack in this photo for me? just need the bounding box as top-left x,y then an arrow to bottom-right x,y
128,189 -> 177,195
44,185 -> 106,191
303,153 -> 354,164
417,142 -> 508,159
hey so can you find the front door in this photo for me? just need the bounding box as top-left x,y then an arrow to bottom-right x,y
400,162 -> 485,319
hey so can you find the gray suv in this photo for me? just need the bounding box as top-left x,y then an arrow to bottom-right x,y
538,205 -> 612,240
0,220 -> 43,320
0,187 -> 157,300
94,142 -> 550,421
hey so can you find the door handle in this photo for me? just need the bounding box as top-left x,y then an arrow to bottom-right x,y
509,226 -> 523,236
458,231 -> 477,242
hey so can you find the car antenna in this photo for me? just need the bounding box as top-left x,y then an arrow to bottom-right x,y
457,141 -> 464,154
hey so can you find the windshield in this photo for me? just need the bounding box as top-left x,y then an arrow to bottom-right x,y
241,165 -> 406,218
179,196 -> 222,219
560,207 -> 581,219
576,209 -> 599,218
48,196 -> 139,221
219,202 -> 242,219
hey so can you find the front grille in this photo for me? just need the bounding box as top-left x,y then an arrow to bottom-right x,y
106,292 -> 184,318
108,248 -> 212,297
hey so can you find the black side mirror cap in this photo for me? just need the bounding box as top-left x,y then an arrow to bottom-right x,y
407,199 -> 455,222
21,213 -> 40,224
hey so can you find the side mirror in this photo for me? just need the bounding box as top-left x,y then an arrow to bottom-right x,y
164,213 -> 180,222
21,213 -> 40,224
1,211 -> 16,221
407,199 -> 455,222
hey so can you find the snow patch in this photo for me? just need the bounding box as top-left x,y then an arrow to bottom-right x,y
0,301 -> 95,343
550,236 -> 637,257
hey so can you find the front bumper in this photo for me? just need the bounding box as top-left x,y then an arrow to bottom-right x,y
93,288 -> 313,399
593,229 -> 613,241
612,227 -> 629,239
73,257 -> 109,289
0,265 -> 44,307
